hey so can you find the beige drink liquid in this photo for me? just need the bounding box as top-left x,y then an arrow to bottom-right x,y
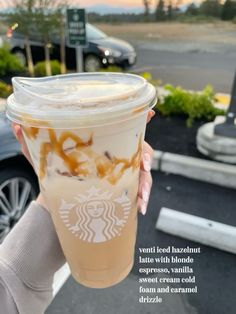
6,73 -> 156,288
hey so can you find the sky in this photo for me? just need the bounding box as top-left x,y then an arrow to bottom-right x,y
69,0 -> 195,8
0,0 -> 200,10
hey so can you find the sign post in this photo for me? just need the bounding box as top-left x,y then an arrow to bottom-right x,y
66,8 -> 87,72
76,47 -> 83,73
214,70 -> 236,138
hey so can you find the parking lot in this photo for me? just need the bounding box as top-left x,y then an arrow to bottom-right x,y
134,48 -> 236,93
98,22 -> 236,93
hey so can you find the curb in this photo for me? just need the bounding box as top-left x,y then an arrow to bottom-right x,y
152,150 -> 236,189
156,207 -> 236,255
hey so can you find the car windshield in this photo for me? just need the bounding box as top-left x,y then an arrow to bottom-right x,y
11,23 -> 107,42
86,24 -> 107,40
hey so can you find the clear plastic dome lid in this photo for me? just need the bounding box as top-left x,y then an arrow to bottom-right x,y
6,72 -> 157,128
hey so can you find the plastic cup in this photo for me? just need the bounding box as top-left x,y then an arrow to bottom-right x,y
6,73 -> 157,288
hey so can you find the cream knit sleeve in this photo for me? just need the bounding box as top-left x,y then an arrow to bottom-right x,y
0,201 -> 66,314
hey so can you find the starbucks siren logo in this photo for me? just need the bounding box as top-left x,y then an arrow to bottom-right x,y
59,186 -> 131,243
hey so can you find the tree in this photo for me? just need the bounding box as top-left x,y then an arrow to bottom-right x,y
49,4 -> 67,74
221,0 -> 236,20
34,2 -> 53,76
4,0 -> 36,76
200,0 -> 222,17
186,3 -> 199,16
155,0 -> 166,21
33,0 -> 68,76
47,1 -> 68,75
143,0 -> 152,21
57,7 -> 67,74
167,0 -> 173,20
3,0 -> 68,76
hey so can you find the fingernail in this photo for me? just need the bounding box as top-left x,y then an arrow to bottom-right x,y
141,201 -> 147,215
141,182 -> 150,216
143,153 -> 151,172
142,186 -> 149,203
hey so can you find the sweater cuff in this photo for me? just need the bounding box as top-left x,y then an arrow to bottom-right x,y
0,201 -> 66,290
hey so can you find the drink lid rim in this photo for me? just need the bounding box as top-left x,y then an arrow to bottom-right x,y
7,73 -> 157,127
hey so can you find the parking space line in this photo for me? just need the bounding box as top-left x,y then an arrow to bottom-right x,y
53,263 -> 71,297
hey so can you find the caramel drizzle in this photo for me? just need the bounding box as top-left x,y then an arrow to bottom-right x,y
22,126 -> 40,139
22,116 -> 49,139
39,130 -> 93,179
25,127 -> 142,185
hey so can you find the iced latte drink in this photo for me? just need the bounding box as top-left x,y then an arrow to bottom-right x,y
6,73 -> 156,288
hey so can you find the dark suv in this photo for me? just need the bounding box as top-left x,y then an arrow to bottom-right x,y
7,23 -> 137,72
0,107 -> 39,242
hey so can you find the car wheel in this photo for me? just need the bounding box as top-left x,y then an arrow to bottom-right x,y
84,55 -> 102,72
13,50 -> 27,67
0,168 -> 38,242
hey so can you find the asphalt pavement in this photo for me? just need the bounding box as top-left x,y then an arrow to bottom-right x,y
132,43 -> 236,93
47,171 -> 236,314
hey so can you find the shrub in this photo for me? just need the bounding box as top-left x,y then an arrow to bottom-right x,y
0,81 -> 13,98
34,60 -> 61,76
138,72 -> 152,81
100,65 -> 123,72
138,72 -> 161,87
0,45 -> 24,76
158,84 -> 225,127
232,17 -> 236,24
177,14 -> 219,23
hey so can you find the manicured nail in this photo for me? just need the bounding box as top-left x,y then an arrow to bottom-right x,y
151,110 -> 156,117
141,182 -> 150,215
142,187 -> 149,203
143,153 -> 151,172
141,201 -> 147,215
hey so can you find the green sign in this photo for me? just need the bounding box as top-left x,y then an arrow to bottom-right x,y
66,8 -> 87,47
